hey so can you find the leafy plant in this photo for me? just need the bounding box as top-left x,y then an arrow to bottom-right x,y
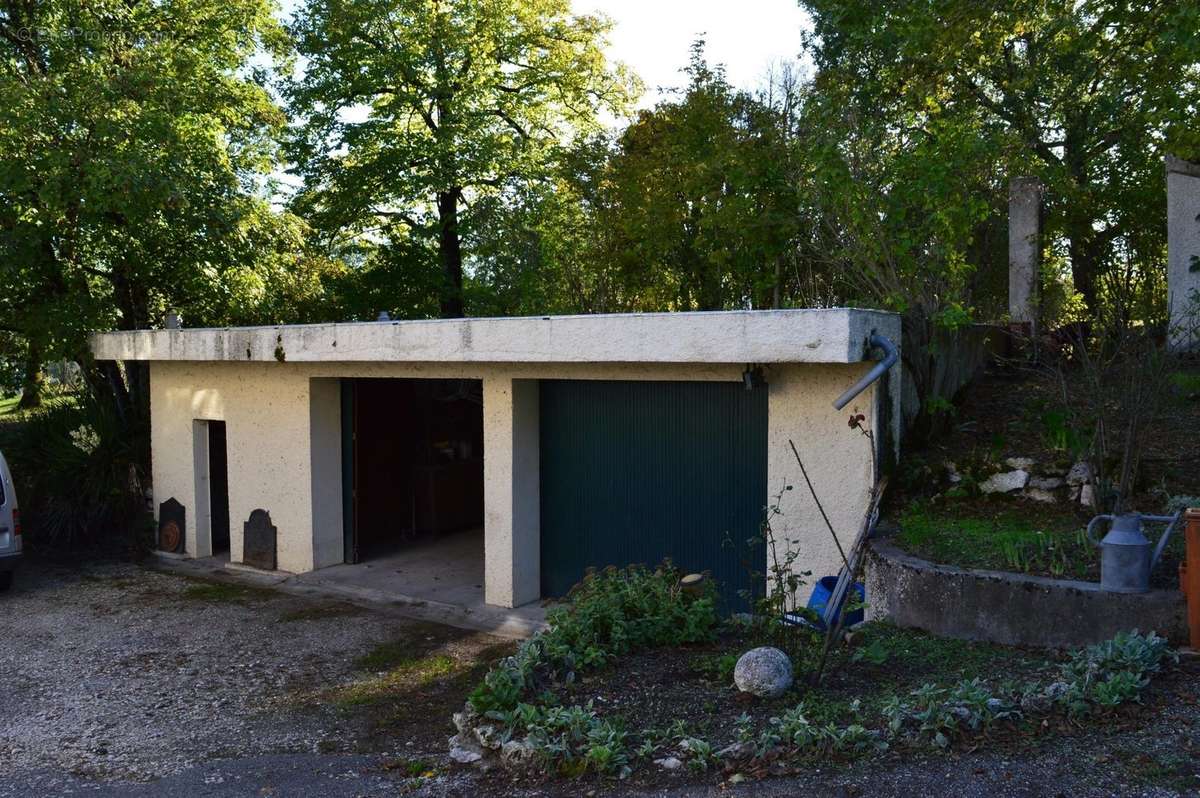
693,652 -> 739,683
469,563 -> 717,715
680,737 -> 716,773
514,702 -> 632,778
1039,408 -> 1090,457
850,637 -> 892,666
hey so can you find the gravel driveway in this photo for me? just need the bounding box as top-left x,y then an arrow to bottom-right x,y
0,559 -> 509,796
2,559 -> 1197,798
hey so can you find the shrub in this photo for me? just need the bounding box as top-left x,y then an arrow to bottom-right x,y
493,701 -> 631,778
881,632 -> 1174,748
1055,630 -> 1175,716
756,702 -> 887,757
549,563 -> 719,664
469,563 -> 717,715
0,393 -> 151,555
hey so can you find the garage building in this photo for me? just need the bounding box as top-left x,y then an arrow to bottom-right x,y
90,309 -> 900,613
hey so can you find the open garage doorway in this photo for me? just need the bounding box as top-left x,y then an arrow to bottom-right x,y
338,378 -> 484,605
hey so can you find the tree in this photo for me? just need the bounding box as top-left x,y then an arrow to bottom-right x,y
286,0 -> 637,319
590,43 -> 803,312
0,0 -> 296,413
799,0 -> 1200,315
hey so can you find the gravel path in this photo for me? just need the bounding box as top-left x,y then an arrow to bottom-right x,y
2,560 -> 1196,797
0,560 -> 506,795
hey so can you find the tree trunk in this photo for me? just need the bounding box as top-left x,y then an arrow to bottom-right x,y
111,260 -> 151,424
17,340 -> 44,410
1066,219 -> 1101,316
437,188 -> 465,319
772,255 -> 783,309
1063,131 -> 1101,314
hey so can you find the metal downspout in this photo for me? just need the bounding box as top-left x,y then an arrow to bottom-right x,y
832,333 -> 899,411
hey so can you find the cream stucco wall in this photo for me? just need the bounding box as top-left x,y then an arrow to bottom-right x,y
149,357 -> 894,604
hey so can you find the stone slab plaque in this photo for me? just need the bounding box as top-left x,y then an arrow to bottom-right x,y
243,509 -> 277,571
158,498 -> 185,553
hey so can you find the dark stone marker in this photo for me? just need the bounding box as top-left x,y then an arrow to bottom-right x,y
243,509 -> 277,571
158,498 -> 186,553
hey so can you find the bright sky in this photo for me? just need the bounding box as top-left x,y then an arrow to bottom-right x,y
570,0 -> 812,103
275,0 -> 812,101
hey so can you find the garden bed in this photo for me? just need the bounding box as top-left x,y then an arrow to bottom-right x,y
446,565 -> 1186,792
887,365 -> 1200,586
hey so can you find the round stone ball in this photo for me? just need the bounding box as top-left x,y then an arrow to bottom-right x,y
733,646 -> 794,699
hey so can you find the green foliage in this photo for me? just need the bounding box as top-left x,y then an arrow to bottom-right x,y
1038,408 -> 1090,457
850,637 -> 892,666
799,0 -> 1200,320
1060,630 -> 1175,694
0,394 -> 150,553
1170,372 -> 1200,396
468,563 -> 717,715
286,0 -> 637,317
897,503 -> 1092,578
879,632 -> 1174,749
545,563 -> 719,671
692,652 -> 739,684
882,678 -> 1020,750
491,701 -> 630,778
755,703 -> 887,758
680,737 -> 716,773
586,43 -> 804,312
0,0 -> 303,364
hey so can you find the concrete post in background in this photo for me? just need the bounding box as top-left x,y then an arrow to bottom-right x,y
1167,156 -> 1200,350
1008,176 -> 1043,333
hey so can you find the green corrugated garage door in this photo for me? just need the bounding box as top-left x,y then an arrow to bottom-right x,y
539,379 -> 768,613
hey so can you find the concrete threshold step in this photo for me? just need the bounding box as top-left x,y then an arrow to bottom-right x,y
148,555 -> 546,640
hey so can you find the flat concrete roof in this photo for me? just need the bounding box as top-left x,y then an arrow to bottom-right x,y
89,308 -> 900,365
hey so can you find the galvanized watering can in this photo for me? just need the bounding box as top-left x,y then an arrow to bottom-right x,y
1086,511 -> 1183,593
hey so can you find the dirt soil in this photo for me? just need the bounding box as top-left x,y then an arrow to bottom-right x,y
885,363 -> 1200,582
2,559 -> 1198,797
452,624 -> 1200,798
914,363 -> 1200,508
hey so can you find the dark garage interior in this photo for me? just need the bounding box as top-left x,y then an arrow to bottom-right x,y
342,378 -> 484,563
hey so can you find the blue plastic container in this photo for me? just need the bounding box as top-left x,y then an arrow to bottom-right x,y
806,576 -> 865,629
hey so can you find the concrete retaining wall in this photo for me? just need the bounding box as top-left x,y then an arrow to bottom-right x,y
865,538 -> 1188,648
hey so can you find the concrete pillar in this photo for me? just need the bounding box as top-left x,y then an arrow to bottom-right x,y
1008,176 -> 1043,328
309,378 -> 343,569
483,377 -> 540,608
191,420 -> 212,558
1168,156 -> 1200,350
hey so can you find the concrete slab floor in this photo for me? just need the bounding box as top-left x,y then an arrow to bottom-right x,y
316,528 -> 486,608
152,531 -> 547,639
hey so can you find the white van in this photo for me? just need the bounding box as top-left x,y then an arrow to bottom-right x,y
0,451 -> 20,591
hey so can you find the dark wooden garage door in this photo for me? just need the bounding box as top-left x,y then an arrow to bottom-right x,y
539,379 -> 768,612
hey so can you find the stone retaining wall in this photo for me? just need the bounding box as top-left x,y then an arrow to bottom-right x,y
865,538 -> 1188,648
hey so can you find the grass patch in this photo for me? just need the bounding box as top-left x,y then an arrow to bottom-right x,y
180,580 -> 277,604
333,652 -> 460,708
1118,749 -> 1199,793
278,602 -> 365,623
1169,371 -> 1200,396
895,500 -> 1094,579
0,394 -> 21,417
382,757 -> 442,779
355,641 -> 426,672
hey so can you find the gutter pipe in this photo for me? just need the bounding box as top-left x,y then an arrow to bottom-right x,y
832,333 -> 899,410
